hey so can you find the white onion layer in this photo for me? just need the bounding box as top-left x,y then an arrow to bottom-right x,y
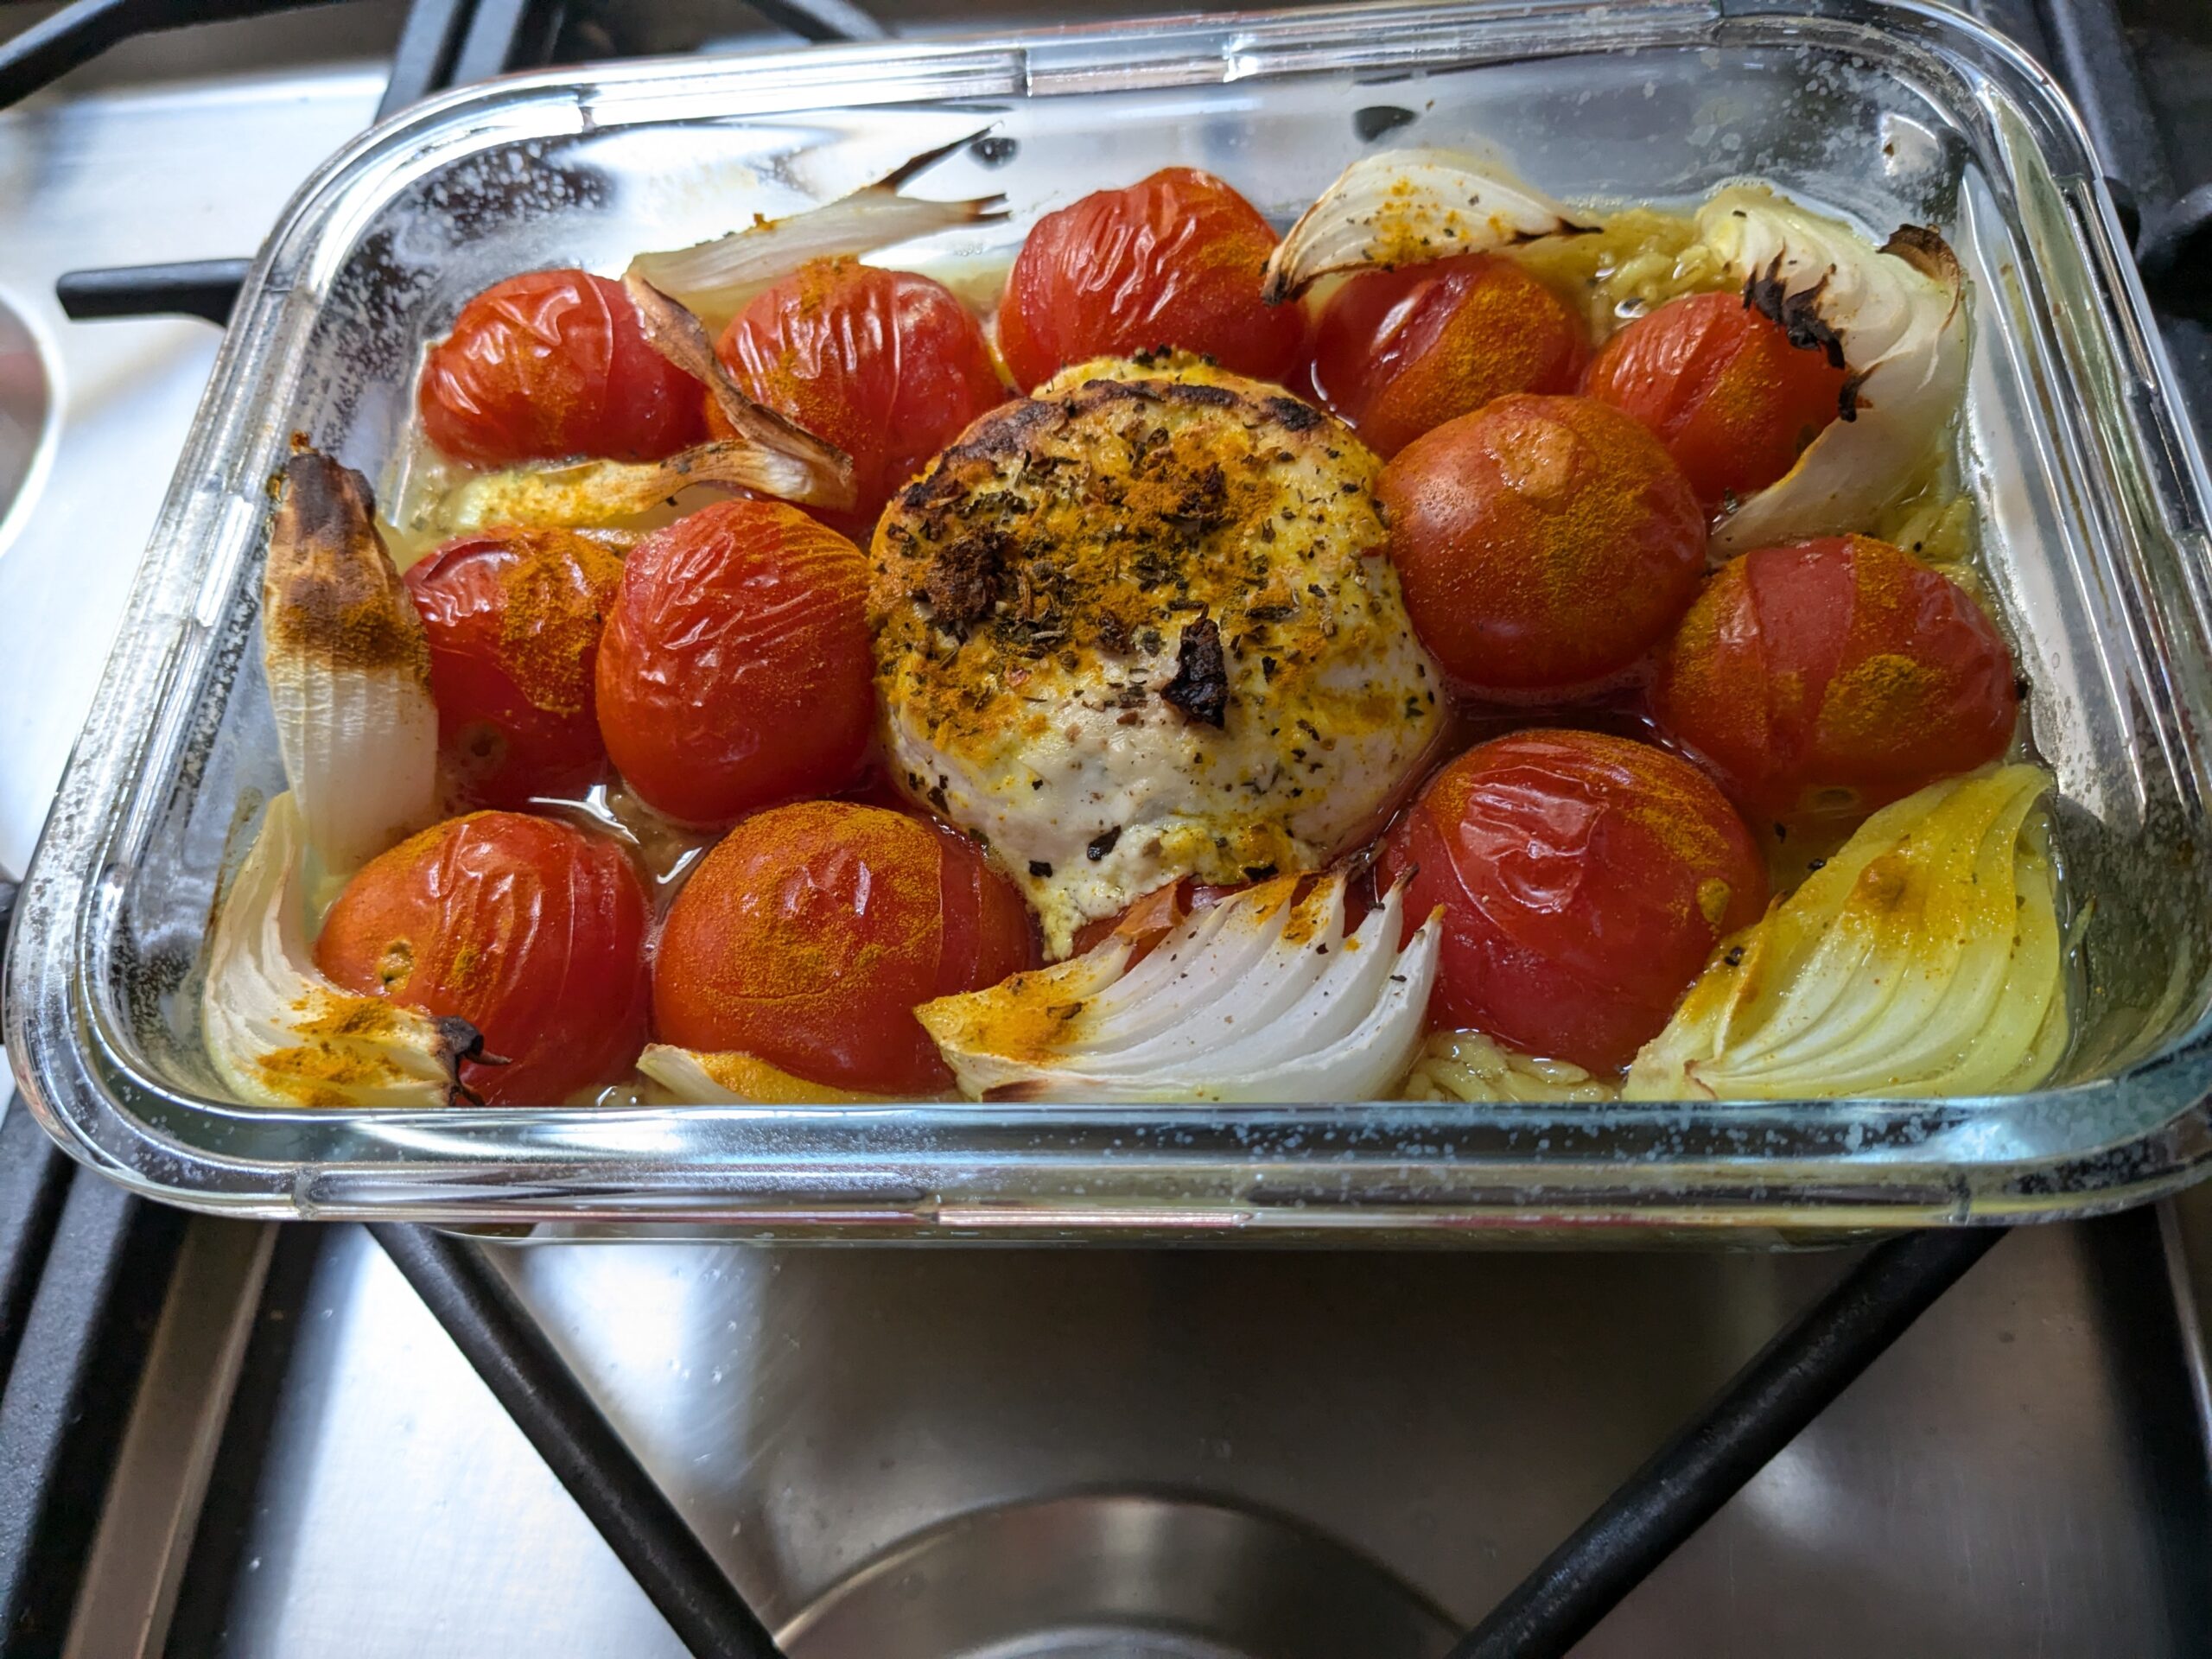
626,134 -> 1006,324
636,1046 -> 894,1105
429,439 -> 838,535
204,793 -> 470,1109
1697,188 -> 1968,554
1261,148 -> 1594,302
263,452 -> 439,873
917,874 -> 1440,1103
1624,765 -> 2065,1101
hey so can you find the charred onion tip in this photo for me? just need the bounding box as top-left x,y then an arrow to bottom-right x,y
884,127 -> 999,189
433,1014 -> 507,1067
277,448 -> 377,530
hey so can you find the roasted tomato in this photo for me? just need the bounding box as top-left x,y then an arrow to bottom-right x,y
712,258 -> 1007,537
595,499 -> 874,826
316,811 -> 652,1103
995,168 -> 1306,391
1651,535 -> 2019,823
653,799 -> 1038,1094
1311,254 -> 1586,457
404,528 -> 625,807
417,270 -> 706,468
1379,730 -> 1767,1071
1582,290 -> 1853,508
1377,393 -> 1706,696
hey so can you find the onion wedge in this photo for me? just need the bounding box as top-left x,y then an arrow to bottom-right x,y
1260,148 -> 1596,303
636,1046 -> 895,1105
1696,188 -> 1968,554
204,793 -> 483,1109
620,273 -> 856,512
626,133 -> 1007,322
917,873 -> 1440,1103
264,451 -> 439,873
1624,765 -> 2066,1100
423,440 -> 818,534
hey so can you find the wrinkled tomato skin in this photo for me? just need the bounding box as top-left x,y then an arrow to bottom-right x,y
1312,254 -> 1586,458
594,499 -> 874,826
712,259 -> 1007,538
1379,730 -> 1766,1071
404,528 -> 625,808
1582,291 -> 1851,508
653,800 -> 1039,1093
315,812 -> 652,1104
1651,536 -> 2019,824
1377,394 -> 1706,696
995,168 -> 1306,391
418,270 -> 706,468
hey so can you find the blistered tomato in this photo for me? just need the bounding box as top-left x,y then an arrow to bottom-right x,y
995,168 -> 1306,391
417,270 -> 706,467
1312,254 -> 1586,457
594,499 -> 874,826
315,811 -> 652,1103
1380,729 -> 1767,1071
1582,290 -> 1853,508
1376,393 -> 1706,696
653,800 -> 1038,1094
404,527 -> 624,808
1651,535 -> 2019,823
713,258 -> 1007,537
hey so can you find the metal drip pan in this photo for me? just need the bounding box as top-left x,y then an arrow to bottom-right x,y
778,1492 -> 1456,1659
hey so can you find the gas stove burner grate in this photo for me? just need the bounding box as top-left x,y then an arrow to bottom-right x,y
1,0 -> 2207,1653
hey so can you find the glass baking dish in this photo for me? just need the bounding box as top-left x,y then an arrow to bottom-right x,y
10,0 -> 2212,1239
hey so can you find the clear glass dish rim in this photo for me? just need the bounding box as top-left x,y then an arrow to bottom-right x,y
10,0 -> 2212,1233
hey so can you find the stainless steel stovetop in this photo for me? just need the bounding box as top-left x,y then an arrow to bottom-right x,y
2,6 -> 2209,1656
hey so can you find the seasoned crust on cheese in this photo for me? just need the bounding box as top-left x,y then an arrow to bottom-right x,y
868,356 -> 1445,957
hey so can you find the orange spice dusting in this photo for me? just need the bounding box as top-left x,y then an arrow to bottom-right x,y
869,372 -> 1402,778
1819,651 -> 1949,745
1407,394 -> 1700,687
677,801 -> 939,1023
493,531 -> 625,716
251,991 -> 417,1105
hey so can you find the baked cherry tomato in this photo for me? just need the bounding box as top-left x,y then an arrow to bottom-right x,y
1582,290 -> 1852,508
316,811 -> 652,1103
1312,254 -> 1586,458
1379,729 -> 1766,1071
418,270 -> 706,468
404,528 -> 625,808
653,799 -> 1038,1093
1651,535 -> 2019,823
995,168 -> 1306,391
712,258 -> 1007,537
1376,394 -> 1706,696
594,499 -> 874,826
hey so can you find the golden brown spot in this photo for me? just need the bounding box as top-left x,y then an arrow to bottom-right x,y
1695,878 -> 1733,931
493,531 -> 625,716
264,453 -> 430,683
1853,853 -> 1913,912
374,938 -> 416,993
